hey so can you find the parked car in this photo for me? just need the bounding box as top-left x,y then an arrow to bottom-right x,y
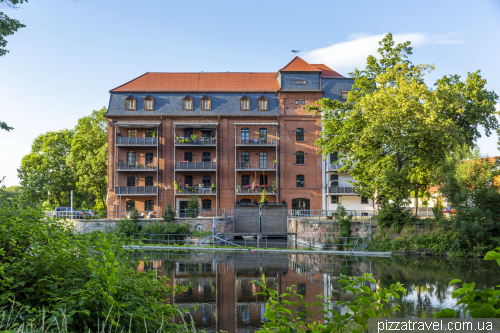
53,207 -> 83,219
81,210 -> 95,217
442,206 -> 457,214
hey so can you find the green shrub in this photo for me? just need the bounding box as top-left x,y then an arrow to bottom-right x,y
116,216 -> 138,238
187,196 -> 200,218
162,203 -> 176,223
378,202 -> 419,228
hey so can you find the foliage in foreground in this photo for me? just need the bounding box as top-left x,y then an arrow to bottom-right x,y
0,199 -> 193,332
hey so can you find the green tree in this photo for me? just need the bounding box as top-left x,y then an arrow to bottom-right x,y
187,196 -> 200,218
0,1 -> 27,56
67,107 -> 108,210
0,120 -> 12,131
311,33 -> 499,215
17,129 -> 79,208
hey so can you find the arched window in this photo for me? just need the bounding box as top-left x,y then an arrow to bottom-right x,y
258,95 -> 268,111
202,175 -> 211,187
126,200 -> 135,211
296,151 -> 304,164
145,200 -> 154,211
241,128 -> 249,142
240,95 -> 250,110
296,175 -> 304,187
202,199 -> 212,210
296,128 -> 304,141
145,176 -> 153,186
182,95 -> 193,111
127,176 -> 135,186
201,95 -> 211,111
291,198 -> 310,210
144,95 -> 154,111
240,198 -> 252,204
125,95 -> 136,110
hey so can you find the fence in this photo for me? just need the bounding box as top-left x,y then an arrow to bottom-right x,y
174,162 -> 216,170
116,137 -> 158,145
236,186 -> 277,195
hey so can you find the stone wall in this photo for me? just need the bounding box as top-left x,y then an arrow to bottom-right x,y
288,218 -> 378,243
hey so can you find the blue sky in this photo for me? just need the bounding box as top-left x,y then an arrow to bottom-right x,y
1,0 -> 499,187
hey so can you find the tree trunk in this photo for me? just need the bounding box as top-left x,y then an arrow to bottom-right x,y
414,186 -> 419,216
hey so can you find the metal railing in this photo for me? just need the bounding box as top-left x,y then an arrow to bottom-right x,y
235,161 -> 276,170
236,138 -> 277,146
175,186 -> 216,195
328,163 -> 341,170
115,186 -> 158,195
174,162 -> 216,170
116,162 -> 157,171
236,186 -> 277,195
288,209 -> 375,219
328,186 -> 357,194
174,137 -> 216,145
116,137 -> 158,146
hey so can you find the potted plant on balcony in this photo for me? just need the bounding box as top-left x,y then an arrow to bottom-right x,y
211,183 -> 216,193
147,162 -> 154,168
118,159 -> 124,168
272,179 -> 277,193
272,157 -> 276,167
136,162 -> 143,169
190,134 -> 198,143
174,181 -> 179,192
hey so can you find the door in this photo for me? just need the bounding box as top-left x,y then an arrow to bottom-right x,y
259,152 -> 267,169
184,175 -> 193,187
126,152 -> 135,168
184,152 -> 193,162
184,128 -> 193,138
292,198 -> 310,215
179,201 -> 188,218
259,175 -> 268,186
259,128 -> 267,143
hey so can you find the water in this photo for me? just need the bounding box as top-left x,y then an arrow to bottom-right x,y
135,250 -> 500,333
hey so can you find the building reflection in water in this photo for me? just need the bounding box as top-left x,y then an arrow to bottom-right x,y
135,251 -> 375,333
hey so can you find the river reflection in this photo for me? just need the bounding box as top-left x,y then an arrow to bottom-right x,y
134,251 -> 500,333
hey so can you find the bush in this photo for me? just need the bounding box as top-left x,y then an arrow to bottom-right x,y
162,203 -> 176,223
116,216 -> 138,238
378,202 -> 420,228
187,196 -> 200,218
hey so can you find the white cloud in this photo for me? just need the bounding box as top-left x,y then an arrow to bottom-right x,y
303,33 -> 462,76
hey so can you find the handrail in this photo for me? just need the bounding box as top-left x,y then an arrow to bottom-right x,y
235,161 -> 276,170
174,162 -> 216,170
116,137 -> 158,145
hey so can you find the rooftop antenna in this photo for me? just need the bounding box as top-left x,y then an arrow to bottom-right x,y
291,50 -> 301,54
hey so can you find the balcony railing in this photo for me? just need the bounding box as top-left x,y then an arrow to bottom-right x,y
115,186 -> 158,195
236,186 -> 277,195
174,162 -> 216,170
328,163 -> 341,170
175,186 -> 216,195
328,186 -> 357,194
116,162 -> 157,171
236,138 -> 277,146
116,137 -> 158,146
174,137 -> 216,146
235,161 -> 276,170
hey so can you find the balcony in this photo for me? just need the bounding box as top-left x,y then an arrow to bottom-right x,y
115,186 -> 158,195
235,161 -> 276,171
327,186 -> 358,195
236,138 -> 277,147
116,137 -> 158,146
116,162 -> 157,172
174,137 -> 216,146
236,186 -> 277,195
328,163 -> 341,170
174,162 -> 216,170
175,186 -> 215,195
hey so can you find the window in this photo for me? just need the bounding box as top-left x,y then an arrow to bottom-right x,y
127,129 -> 135,137
240,198 -> 252,204
296,151 -> 304,164
201,95 -> 211,111
258,95 -> 268,111
330,152 -> 338,164
361,196 -> 369,204
240,95 -> 250,110
341,91 -> 349,100
184,152 -> 192,162
183,128 -> 193,137
241,175 -> 250,186
125,95 -> 136,110
202,199 -> 211,210
144,95 -> 154,111
298,283 -> 306,295
259,152 -> 267,169
296,175 -> 304,187
201,130 -> 213,139
145,176 -> 153,186
127,176 -> 135,186
301,100 -> 305,105
294,80 -> 306,85
145,153 -> 154,166
331,195 -> 339,204
145,129 -> 155,137
330,174 -> 339,186
126,200 -> 135,211
259,128 -> 267,143
241,128 -> 249,142
295,100 -> 299,105
241,151 -> 250,163
178,263 -> 186,272
292,199 -> 310,210
296,128 -> 304,141
202,175 -> 211,187
202,263 -> 212,272
184,175 -> 193,186
259,175 -> 268,186
202,152 -> 210,162
182,95 -> 193,111
145,200 -> 154,211
127,152 -> 136,167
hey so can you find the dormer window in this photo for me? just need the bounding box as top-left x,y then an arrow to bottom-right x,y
240,95 -> 250,111
294,80 -> 306,85
183,95 -> 193,111
341,91 -> 349,100
125,95 -> 136,110
201,95 -> 211,111
258,95 -> 268,111
144,95 -> 154,111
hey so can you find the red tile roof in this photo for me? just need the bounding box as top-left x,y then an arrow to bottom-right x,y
279,56 -> 322,72
110,72 -> 280,92
311,64 -> 345,78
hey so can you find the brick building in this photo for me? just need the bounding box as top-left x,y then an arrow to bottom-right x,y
105,57 -> 371,214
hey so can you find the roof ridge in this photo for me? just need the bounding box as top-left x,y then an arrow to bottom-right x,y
279,56 -> 321,72
142,72 -> 277,74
